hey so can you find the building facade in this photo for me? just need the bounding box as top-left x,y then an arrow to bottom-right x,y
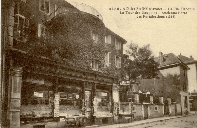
178,54 -> 197,111
1,0 -> 126,127
139,52 -> 190,116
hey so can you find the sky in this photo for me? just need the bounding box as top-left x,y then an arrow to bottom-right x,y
66,0 -> 197,59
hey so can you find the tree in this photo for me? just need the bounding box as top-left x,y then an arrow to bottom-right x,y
123,42 -> 159,81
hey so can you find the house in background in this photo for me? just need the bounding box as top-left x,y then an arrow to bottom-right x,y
139,52 -> 190,116
178,54 -> 197,111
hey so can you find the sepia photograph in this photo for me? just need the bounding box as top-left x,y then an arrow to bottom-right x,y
1,0 -> 197,127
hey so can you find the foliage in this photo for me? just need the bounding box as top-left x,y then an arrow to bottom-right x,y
123,42 -> 159,80
13,1 -> 106,70
45,12 -> 106,69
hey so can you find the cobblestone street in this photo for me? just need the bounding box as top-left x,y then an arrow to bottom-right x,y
126,114 -> 197,128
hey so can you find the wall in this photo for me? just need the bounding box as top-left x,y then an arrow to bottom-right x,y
132,104 -> 143,121
159,66 -> 180,76
148,104 -> 164,118
170,104 -> 176,116
187,63 -> 197,92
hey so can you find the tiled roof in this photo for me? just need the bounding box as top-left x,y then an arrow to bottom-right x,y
178,55 -> 197,64
155,53 -> 181,67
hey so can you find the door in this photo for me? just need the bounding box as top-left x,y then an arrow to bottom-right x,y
144,105 -> 148,119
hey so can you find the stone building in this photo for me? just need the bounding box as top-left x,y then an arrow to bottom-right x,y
1,0 -> 126,127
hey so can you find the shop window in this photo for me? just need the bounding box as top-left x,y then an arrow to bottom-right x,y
115,56 -> 121,68
39,0 -> 50,14
115,38 -> 121,50
91,60 -> 99,71
96,91 -> 109,107
105,52 -> 111,67
58,86 -> 82,107
105,35 -> 111,44
14,3 -> 29,42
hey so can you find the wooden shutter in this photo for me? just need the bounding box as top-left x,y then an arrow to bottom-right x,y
119,57 -> 121,68
90,61 -> 93,69
115,38 -> 117,49
115,56 -> 117,67
109,52 -> 111,65
109,35 -> 111,44
105,53 -> 107,66
38,24 -> 41,37
96,60 -> 99,71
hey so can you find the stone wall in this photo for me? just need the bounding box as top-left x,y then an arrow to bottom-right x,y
148,104 -> 164,118
132,104 -> 143,121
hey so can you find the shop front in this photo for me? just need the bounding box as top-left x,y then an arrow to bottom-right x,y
93,84 -> 113,125
20,74 -> 54,124
8,50 -> 117,127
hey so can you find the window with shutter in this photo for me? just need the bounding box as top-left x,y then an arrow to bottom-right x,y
118,57 -> 121,68
115,56 -> 121,68
105,35 -> 111,44
38,24 -> 47,39
91,60 -> 99,71
115,38 -> 121,50
92,31 -> 98,43
14,3 -> 29,42
105,52 -> 111,67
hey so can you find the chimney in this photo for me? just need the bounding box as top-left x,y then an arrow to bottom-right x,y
159,52 -> 163,65
190,55 -> 194,60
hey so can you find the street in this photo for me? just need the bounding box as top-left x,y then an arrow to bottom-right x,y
127,115 -> 197,128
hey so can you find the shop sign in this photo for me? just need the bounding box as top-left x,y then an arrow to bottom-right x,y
34,92 -> 43,97
101,92 -> 107,96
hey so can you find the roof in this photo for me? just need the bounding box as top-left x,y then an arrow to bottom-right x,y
155,53 -> 189,69
155,53 -> 181,66
69,2 -> 103,21
178,54 -> 197,64
105,27 -> 127,44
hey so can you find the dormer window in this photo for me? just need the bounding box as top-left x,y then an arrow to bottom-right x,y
115,38 -> 121,50
39,0 -> 50,14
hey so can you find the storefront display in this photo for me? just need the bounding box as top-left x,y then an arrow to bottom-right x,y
94,89 -> 112,118
20,78 -> 54,124
58,85 -> 82,117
